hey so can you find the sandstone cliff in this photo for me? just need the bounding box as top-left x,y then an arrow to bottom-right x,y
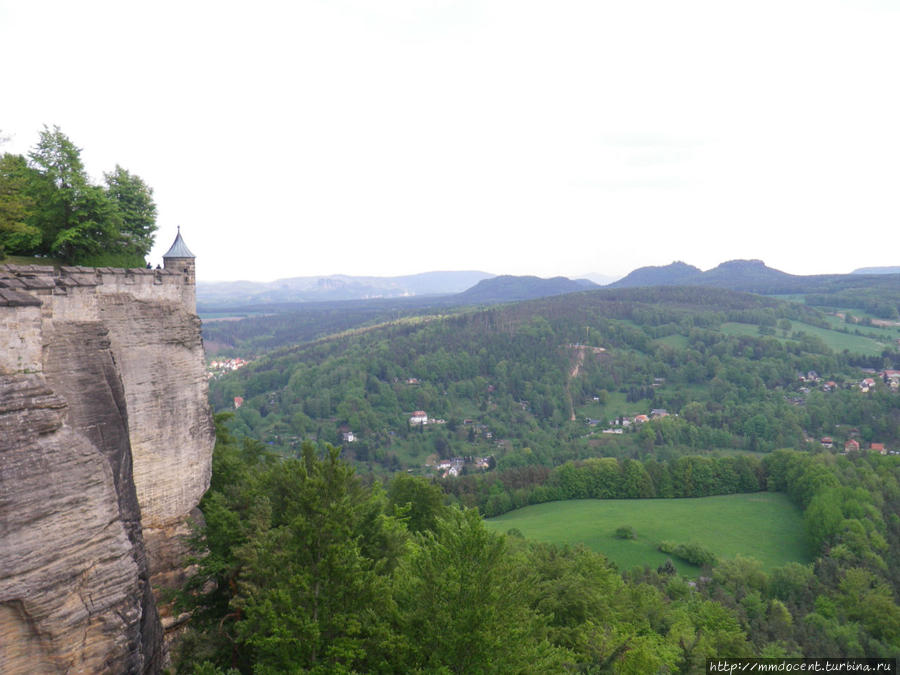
0,264 -> 214,674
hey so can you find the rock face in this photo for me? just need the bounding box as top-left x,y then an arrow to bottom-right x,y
0,264 -> 213,673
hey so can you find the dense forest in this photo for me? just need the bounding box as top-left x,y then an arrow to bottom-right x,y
0,126 -> 157,265
173,417 -> 900,672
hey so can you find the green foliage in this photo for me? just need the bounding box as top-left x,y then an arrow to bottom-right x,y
47,183 -> 122,262
658,541 -> 718,567
0,126 -> 157,265
211,283 -> 900,476
103,164 -> 157,256
615,525 -> 636,539
180,411 -> 900,668
386,473 -> 447,534
0,153 -> 40,255
485,493 -> 811,574
232,444 -> 401,673
394,507 -> 570,672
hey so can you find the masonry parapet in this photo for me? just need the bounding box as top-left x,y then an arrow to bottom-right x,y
0,264 -> 189,307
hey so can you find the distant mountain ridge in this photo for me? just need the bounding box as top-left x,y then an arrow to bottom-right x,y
451,275 -> 598,304
610,258 -> 900,296
198,270 -> 494,306
608,261 -> 701,288
198,260 -> 900,310
852,266 -> 900,275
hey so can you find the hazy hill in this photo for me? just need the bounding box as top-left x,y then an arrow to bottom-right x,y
609,261 -> 702,288
198,270 -> 494,306
689,259 -> 797,292
451,275 -> 597,304
610,259 -> 796,291
852,266 -> 900,275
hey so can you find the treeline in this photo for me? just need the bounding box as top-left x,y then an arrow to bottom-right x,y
805,289 -> 900,320
0,126 -> 156,265
682,449 -> 900,656
451,449 -> 900,657
439,454 -> 766,517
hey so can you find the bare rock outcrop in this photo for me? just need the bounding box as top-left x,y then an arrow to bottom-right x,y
0,261 -> 213,673
98,293 -> 214,628
0,375 -> 151,673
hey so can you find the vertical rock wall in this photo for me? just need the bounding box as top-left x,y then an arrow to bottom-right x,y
98,294 -> 214,628
0,265 -> 214,673
0,375 -> 148,674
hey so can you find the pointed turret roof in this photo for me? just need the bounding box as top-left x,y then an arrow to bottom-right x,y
162,227 -> 195,258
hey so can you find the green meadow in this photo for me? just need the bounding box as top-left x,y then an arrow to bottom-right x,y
485,492 -> 813,576
720,321 -> 889,356
574,391 -> 651,422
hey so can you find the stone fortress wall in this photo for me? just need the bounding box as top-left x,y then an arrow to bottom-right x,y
0,265 -> 193,374
0,256 -> 213,674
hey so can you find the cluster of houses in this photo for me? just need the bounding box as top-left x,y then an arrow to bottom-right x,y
434,456 -> 493,478
408,410 -> 448,426
799,370 -> 900,394
598,409 -> 670,434
207,357 -> 249,380
820,437 -> 894,455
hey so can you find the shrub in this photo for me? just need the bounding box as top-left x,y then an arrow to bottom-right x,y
656,541 -> 717,567
615,525 -> 636,539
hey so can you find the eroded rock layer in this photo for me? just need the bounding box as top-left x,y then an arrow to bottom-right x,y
0,375 -> 147,673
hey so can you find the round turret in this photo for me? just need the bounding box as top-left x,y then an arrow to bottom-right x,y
162,227 -> 196,310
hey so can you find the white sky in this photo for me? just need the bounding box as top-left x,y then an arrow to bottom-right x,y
2,0 -> 898,282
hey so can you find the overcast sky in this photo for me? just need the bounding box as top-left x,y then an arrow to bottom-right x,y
2,0 -> 898,282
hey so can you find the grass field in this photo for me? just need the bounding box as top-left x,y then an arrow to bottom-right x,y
720,321 -> 888,356
654,334 -> 689,349
821,312 -> 900,340
575,391 -> 651,422
485,492 -> 812,576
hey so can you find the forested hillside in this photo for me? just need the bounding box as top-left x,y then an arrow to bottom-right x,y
210,286 -> 900,474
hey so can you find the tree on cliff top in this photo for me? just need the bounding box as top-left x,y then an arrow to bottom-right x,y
0,153 -> 40,257
104,165 -> 157,257
0,125 -> 158,265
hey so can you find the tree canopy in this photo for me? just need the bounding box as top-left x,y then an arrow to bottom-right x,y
0,125 -> 158,265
